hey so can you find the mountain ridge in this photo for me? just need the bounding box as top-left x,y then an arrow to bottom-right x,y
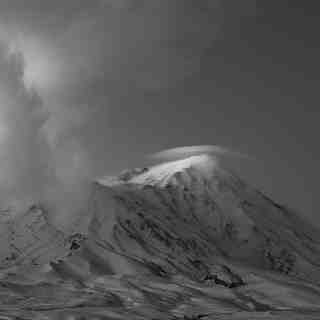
0,154 -> 319,319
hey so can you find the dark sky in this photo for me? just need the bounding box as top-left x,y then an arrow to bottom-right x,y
0,1 -> 319,225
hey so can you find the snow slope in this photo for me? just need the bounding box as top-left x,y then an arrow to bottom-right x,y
0,154 -> 319,319
0,205 -> 69,270
94,155 -> 320,283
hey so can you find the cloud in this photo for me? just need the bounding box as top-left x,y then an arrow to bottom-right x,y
6,0 -> 222,93
1,0 -> 224,105
0,43 -> 51,209
0,39 -> 96,228
0,0 -> 224,229
149,145 -> 252,162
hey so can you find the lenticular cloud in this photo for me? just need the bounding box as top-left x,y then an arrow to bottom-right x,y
149,145 -> 251,162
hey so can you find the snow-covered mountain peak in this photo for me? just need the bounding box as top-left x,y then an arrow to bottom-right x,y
99,154 -> 222,188
131,154 -> 219,186
93,155 -> 320,286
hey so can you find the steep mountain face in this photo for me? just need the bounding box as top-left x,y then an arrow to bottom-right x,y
89,155 -> 320,284
0,154 -> 320,319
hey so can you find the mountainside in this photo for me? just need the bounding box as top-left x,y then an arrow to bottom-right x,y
0,154 -> 320,319
0,205 -> 70,269
91,155 -> 320,282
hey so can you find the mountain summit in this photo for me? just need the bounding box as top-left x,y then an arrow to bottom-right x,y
93,155 -> 320,283
0,154 -> 320,319
101,154 -> 220,186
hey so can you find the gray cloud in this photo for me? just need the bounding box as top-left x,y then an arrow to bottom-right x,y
0,43 -> 51,209
0,1 -> 223,228
149,145 -> 252,162
0,1 -> 318,227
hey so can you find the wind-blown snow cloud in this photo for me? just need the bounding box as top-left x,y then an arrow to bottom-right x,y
0,0 -> 223,227
0,43 -> 51,210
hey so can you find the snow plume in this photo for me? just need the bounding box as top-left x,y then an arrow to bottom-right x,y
0,0 -> 224,229
0,43 -> 50,211
0,41 -> 94,230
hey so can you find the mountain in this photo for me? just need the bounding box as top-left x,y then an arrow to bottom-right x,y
0,205 -> 70,269
91,155 -> 320,282
0,154 -> 320,319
